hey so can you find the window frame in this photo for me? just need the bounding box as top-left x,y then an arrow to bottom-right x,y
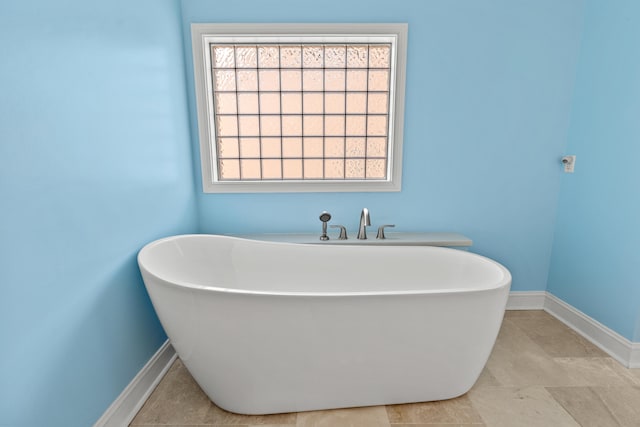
191,23 -> 408,193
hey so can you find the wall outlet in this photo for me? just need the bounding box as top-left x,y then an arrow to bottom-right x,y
562,155 -> 576,173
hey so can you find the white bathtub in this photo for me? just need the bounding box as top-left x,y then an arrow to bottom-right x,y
138,234 -> 511,415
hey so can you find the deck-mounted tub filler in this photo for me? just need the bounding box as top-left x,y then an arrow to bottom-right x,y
138,234 -> 511,415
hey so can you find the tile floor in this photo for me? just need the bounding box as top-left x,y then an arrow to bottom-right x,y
130,310 -> 640,426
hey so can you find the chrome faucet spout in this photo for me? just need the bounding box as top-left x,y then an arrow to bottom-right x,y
357,208 -> 371,240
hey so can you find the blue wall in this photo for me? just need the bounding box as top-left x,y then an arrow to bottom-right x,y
0,1 -> 197,426
2,0 -> 638,425
182,0 -> 583,292
548,0 -> 640,342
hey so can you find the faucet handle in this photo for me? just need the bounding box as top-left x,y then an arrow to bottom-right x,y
376,224 -> 395,239
330,225 -> 348,240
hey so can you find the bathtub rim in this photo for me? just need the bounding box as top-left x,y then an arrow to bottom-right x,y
138,234 -> 512,298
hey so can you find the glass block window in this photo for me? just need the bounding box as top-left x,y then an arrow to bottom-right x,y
192,24 -> 407,193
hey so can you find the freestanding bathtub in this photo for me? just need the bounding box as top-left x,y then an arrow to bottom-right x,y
138,234 -> 511,415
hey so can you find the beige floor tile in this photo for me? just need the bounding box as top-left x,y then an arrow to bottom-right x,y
247,425 -> 297,427
296,406 -> 389,427
247,425 -> 296,427
468,386 -> 580,427
386,395 -> 483,424
390,424 -> 485,427
503,310 -> 547,319
203,404 -> 297,425
592,386 -> 640,427
623,368 -> 640,385
509,311 -> 607,357
473,367 -> 501,388
130,359 -> 213,425
485,319 -> 574,387
546,386 -> 620,427
553,357 -> 634,386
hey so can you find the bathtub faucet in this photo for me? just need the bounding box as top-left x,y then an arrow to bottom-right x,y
357,208 -> 371,240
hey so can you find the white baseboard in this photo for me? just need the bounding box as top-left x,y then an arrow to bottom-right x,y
93,340 -> 176,427
507,291 -> 546,310
543,293 -> 640,368
507,291 -> 639,368
631,343 -> 640,368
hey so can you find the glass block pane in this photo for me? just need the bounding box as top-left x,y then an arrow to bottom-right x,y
325,115 -> 345,136
235,46 -> 257,68
259,70 -> 280,91
369,45 -> 390,68
260,93 -> 280,114
347,46 -> 368,68
325,70 -> 345,91
238,115 -> 259,136
261,138 -> 281,158
280,46 -> 302,68
367,116 -> 387,136
214,93 -> 237,114
240,159 -> 261,179
368,93 -> 388,114
281,70 -> 302,91
325,45 -> 346,68
219,159 -> 240,180
237,93 -> 259,114
325,159 -> 345,179
303,93 -> 323,114
239,138 -> 260,157
368,70 -> 389,91
346,137 -> 366,157
346,159 -> 365,178
283,159 -> 303,179
302,70 -> 323,91
258,46 -> 280,68
366,137 -> 387,157
325,93 -> 345,114
217,138 -> 239,158
303,46 -> 323,68
325,137 -> 344,158
346,93 -> 366,114
366,159 -> 386,179
261,115 -> 281,136
237,70 -> 258,91
214,70 -> 236,91
282,115 -> 302,136
282,137 -> 302,158
216,115 -> 238,136
346,70 -> 367,91
303,115 -> 323,136
303,137 -> 323,157
346,115 -> 366,136
209,40 -> 395,183
262,159 -> 282,179
304,159 -> 323,178
213,46 -> 235,68
281,93 -> 302,114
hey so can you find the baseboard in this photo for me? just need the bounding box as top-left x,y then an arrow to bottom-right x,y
543,293 -> 639,368
506,291 -> 547,310
507,291 -> 639,368
93,340 -> 176,427
631,343 -> 640,368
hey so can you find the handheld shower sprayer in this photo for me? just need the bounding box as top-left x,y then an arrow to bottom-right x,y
319,211 -> 332,241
